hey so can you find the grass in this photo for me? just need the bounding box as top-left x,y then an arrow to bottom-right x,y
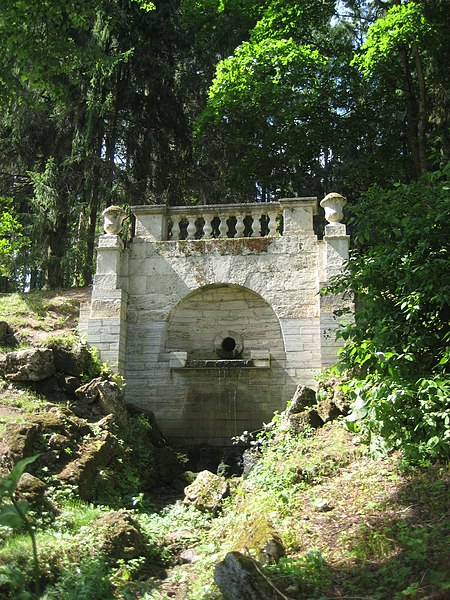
0,419 -> 448,599
0,285 -> 448,599
0,291 -> 80,345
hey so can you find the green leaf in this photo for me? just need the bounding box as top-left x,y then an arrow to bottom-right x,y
0,502 -> 29,529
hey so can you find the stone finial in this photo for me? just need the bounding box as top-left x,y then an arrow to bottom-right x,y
320,193 -> 347,224
102,205 -> 127,234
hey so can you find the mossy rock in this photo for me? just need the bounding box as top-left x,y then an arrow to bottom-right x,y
184,470 -> 229,514
89,510 -> 147,562
214,551 -> 276,600
232,515 -> 285,565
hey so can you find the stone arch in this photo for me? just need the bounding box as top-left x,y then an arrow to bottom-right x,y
165,283 -> 285,361
162,284 -> 288,445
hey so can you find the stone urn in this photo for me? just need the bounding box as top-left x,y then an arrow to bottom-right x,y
320,193 -> 347,224
102,205 -> 127,234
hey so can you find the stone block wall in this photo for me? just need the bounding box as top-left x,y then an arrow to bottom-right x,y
84,197 -> 351,445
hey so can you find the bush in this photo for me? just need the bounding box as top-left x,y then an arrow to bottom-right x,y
329,167 -> 450,462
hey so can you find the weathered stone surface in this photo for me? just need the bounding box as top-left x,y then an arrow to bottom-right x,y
184,470 -> 229,514
3,421 -> 39,464
286,385 -> 317,417
17,472 -> 46,502
56,431 -> 119,499
90,510 -> 146,561
75,378 -> 128,427
316,398 -> 342,423
48,344 -> 92,377
242,448 -> 260,477
0,321 -> 17,347
214,552 -> 276,600
83,199 -> 352,446
1,409 -> 89,470
317,376 -> 351,419
232,517 -> 285,566
0,348 -> 55,381
288,409 -> 323,435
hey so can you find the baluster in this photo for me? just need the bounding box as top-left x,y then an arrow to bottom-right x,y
218,215 -> 228,237
267,211 -> 277,237
172,218 -> 181,240
186,216 -> 196,239
251,213 -> 260,237
203,213 -> 213,238
235,214 -> 245,238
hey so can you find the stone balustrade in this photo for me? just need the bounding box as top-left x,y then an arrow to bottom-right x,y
131,197 -> 318,241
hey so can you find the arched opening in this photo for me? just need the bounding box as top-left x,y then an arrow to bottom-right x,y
164,284 -> 287,444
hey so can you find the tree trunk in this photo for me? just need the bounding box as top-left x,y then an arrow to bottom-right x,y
46,217 -> 68,289
412,44 -> 427,176
398,44 -> 424,178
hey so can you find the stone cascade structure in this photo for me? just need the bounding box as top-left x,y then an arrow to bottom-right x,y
81,196 -> 351,445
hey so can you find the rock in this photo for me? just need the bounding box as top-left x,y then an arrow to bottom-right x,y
179,548 -> 200,564
2,421 -> 38,464
316,398 -> 342,423
214,552 -> 276,600
16,472 -> 47,503
75,378 -> 128,428
2,409 -> 90,470
56,431 -> 119,500
47,343 -> 92,377
16,472 -> 58,517
184,470 -> 229,514
48,432 -> 72,451
286,385 -> 317,417
317,376 -> 351,417
90,510 -> 146,561
288,409 -> 323,435
0,348 -> 55,381
242,448 -> 260,477
232,517 -> 285,565
0,321 -> 17,347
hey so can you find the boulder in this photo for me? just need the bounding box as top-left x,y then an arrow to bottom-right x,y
317,376 -> 351,418
1,409 -> 90,469
232,517 -> 285,565
184,470 -> 229,514
17,472 -> 47,503
0,348 -> 55,381
90,510 -> 146,561
288,409 -> 323,435
75,378 -> 128,427
16,472 -> 58,518
242,448 -> 260,477
0,321 -> 17,347
285,385 -> 317,418
214,552 -> 276,600
316,398 -> 343,423
47,343 -> 92,377
56,431 -> 119,500
2,421 -> 38,464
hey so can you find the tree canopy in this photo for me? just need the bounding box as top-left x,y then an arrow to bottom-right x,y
0,0 -> 448,461
0,0 -> 448,287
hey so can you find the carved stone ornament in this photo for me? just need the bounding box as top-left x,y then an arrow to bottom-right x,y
102,205 -> 127,234
320,193 -> 347,224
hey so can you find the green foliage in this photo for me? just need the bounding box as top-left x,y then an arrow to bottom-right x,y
0,197 -> 29,279
41,556 -> 113,600
353,2 -> 429,76
330,168 -> 450,461
0,455 -> 40,597
267,551 -> 332,594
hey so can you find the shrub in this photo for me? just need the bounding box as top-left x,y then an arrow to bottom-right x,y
329,167 -> 450,462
